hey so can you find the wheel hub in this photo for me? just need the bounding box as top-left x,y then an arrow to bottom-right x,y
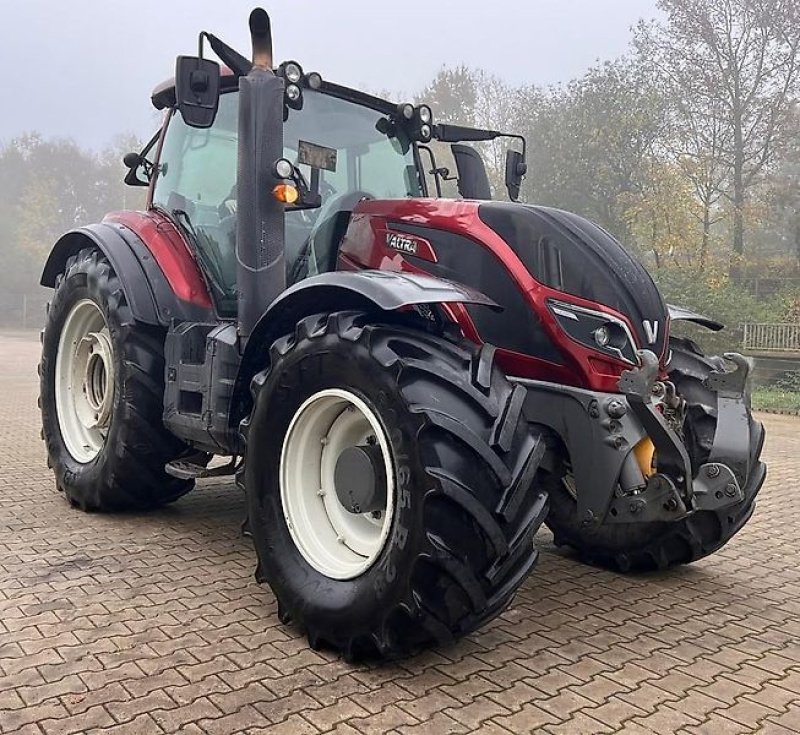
334,443 -> 387,514
77,330 -> 114,430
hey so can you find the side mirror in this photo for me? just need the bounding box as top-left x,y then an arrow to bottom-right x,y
175,56 -> 221,128
505,149 -> 528,202
123,152 -> 148,187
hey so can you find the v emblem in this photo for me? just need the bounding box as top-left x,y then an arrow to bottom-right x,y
643,320 -> 659,345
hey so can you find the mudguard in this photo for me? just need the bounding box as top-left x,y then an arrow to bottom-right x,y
40,223 -> 212,326
231,269 -> 499,424
668,304 -> 724,332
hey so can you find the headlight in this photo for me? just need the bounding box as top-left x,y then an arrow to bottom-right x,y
274,158 -> 294,179
593,325 -> 611,347
418,105 -> 432,124
548,299 -> 638,364
285,84 -> 301,102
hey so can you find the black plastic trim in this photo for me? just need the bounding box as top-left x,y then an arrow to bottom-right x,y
668,304 -> 724,332
394,223 -> 563,363
232,270 -> 499,431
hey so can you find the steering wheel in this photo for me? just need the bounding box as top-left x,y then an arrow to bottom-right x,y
290,190 -> 373,283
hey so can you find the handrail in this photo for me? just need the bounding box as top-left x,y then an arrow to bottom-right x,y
742,322 -> 800,352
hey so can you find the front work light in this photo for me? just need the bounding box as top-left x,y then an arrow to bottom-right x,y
281,61 -> 303,83
274,158 -> 294,179
398,103 -> 415,120
305,71 -> 323,89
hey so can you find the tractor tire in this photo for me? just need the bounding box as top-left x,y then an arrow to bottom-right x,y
243,311 -> 548,659
544,336 -> 766,572
40,246 -> 193,511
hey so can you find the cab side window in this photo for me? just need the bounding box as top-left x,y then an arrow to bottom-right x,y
153,94 -> 239,314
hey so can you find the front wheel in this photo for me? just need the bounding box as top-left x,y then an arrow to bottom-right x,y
243,311 -> 548,659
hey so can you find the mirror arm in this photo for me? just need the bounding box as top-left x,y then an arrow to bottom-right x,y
418,145 -> 443,197
202,31 -> 252,76
503,132 -> 526,161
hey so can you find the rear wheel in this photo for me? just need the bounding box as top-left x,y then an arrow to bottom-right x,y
544,337 -> 766,572
40,247 -> 194,511
244,311 -> 548,659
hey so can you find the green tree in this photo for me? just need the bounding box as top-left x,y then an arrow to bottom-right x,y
519,58 -> 667,243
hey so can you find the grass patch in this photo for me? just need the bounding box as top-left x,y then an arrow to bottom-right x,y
752,388 -> 800,413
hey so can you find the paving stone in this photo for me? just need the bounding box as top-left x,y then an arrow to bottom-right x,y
0,332 -> 797,735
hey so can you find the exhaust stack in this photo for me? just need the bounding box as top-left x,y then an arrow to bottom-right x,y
250,8 -> 273,69
236,8 -> 285,338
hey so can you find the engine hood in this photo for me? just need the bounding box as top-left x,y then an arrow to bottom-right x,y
478,202 -> 669,360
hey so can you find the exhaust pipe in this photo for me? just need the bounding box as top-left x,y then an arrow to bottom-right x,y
236,8 -> 285,338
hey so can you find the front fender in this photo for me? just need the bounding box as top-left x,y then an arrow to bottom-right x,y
274,270 -> 500,314
231,269 -> 499,424
42,225 -> 162,325
668,304 -> 724,332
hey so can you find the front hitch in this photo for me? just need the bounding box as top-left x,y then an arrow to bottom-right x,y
616,350 -> 748,520
516,350 -> 754,528
704,353 -> 753,485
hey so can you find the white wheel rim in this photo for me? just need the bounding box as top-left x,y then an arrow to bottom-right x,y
55,299 -> 114,463
280,389 -> 396,580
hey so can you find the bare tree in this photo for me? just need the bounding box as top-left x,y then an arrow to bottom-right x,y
639,0 -> 800,277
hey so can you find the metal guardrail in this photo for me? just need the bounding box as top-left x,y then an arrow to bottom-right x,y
742,323 -> 800,353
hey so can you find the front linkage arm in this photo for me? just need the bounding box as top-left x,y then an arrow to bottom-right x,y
618,350 -> 746,520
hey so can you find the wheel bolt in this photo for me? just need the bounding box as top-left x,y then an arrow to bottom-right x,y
605,400 -> 627,418
725,483 -> 738,497
706,465 -> 720,478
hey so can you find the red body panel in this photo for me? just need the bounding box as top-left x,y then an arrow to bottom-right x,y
104,210 -> 213,310
339,198 -> 658,393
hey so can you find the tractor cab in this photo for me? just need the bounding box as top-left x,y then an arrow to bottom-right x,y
128,56 -> 526,318
146,79 -> 423,314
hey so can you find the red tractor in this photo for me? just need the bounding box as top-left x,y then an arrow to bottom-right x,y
39,10 -> 765,658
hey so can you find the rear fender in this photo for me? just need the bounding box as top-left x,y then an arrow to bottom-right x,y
232,269 -> 499,424
41,222 -> 213,326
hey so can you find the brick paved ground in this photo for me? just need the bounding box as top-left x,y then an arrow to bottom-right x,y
1,329 -> 799,735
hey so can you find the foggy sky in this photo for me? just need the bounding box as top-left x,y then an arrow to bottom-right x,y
0,0 -> 660,149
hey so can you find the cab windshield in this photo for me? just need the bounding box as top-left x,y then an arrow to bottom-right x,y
153,88 -> 421,313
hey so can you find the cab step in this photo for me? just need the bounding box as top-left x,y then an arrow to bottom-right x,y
165,454 -> 237,480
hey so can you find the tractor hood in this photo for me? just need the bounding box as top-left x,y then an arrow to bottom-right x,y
478,202 -> 670,361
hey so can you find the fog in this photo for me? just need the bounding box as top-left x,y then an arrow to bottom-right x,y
0,0 -> 658,148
